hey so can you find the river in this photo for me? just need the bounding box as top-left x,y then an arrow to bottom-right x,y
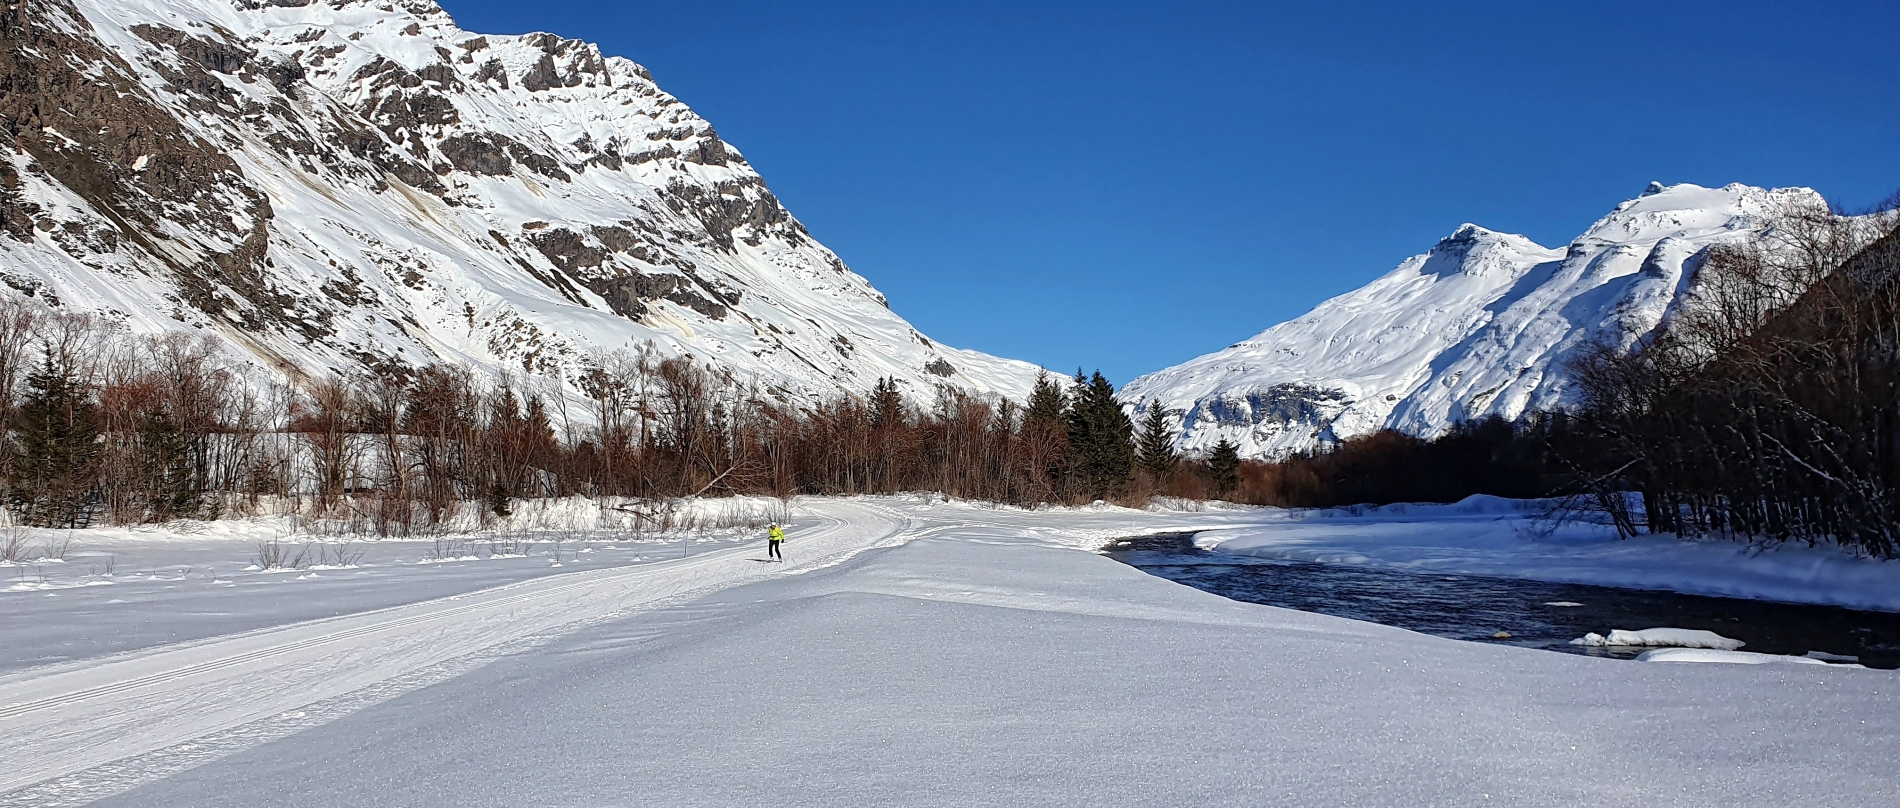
1104,533 -> 1900,668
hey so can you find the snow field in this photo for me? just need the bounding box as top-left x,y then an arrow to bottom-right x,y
76,512 -> 1900,808
0,495 -> 791,672
2,495 -> 1895,805
0,498 -> 918,796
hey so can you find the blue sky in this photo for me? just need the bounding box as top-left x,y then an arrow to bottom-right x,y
439,0 -> 1899,385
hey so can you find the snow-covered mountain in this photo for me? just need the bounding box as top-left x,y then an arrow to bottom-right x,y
0,0 -> 1040,403
1122,182 -> 1825,459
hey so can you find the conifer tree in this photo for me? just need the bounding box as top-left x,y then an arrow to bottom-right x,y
869,377 -> 905,428
1134,400 -> 1178,483
524,393 -> 559,475
1024,372 -> 1066,430
11,350 -> 102,527
137,408 -> 193,519
484,385 -> 526,515
1208,437 -> 1241,498
1064,371 -> 1134,499
1020,371 -> 1070,499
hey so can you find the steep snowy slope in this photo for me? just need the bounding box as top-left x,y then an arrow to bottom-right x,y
1123,183 -> 1824,458
0,0 -> 1040,403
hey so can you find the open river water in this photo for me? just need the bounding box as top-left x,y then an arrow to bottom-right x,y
1104,533 -> 1900,668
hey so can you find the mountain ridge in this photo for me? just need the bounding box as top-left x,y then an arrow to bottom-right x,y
0,0 -> 1041,404
1121,182 -> 1826,459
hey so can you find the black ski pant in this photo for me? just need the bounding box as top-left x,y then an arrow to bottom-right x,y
769,539 -> 782,560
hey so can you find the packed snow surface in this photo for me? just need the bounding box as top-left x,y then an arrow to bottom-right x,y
1571,628 -> 1746,651
2,496 -> 1896,806
1123,182 -> 1825,458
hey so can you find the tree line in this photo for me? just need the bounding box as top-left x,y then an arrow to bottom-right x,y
0,307 -> 1199,531
1214,415 -> 1557,509
6,195 -> 1894,558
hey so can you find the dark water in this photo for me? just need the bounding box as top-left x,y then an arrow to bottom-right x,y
1104,533 -> 1900,668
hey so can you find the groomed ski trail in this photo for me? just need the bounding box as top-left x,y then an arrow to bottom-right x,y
0,499 -> 916,796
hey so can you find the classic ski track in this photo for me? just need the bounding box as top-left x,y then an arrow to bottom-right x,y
0,500 -> 916,796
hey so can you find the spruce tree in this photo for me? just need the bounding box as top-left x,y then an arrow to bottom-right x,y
1019,371 -> 1070,498
485,386 -> 524,516
1134,400 -> 1178,483
869,377 -> 905,428
524,394 -> 559,472
1023,371 -> 1066,431
1064,372 -> 1093,492
1208,437 -> 1241,498
12,350 -> 101,527
138,408 -> 193,519
1064,371 -> 1134,499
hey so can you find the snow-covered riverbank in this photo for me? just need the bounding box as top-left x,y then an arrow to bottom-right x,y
2,496 -> 1895,805
1197,496 -> 1900,612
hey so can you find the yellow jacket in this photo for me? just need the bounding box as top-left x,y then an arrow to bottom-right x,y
769,526 -> 785,541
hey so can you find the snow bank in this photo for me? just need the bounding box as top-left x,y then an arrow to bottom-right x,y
1571,628 -> 1745,651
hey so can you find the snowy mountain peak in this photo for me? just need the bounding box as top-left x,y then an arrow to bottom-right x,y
1584,182 -> 1813,246
1429,224 -> 1548,275
1123,182 -> 1823,459
1436,223 -> 1499,252
2,0 -> 1041,405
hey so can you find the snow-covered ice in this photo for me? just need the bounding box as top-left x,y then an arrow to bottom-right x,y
1635,648 -> 1833,666
1571,628 -> 1746,650
2,497 -> 1895,806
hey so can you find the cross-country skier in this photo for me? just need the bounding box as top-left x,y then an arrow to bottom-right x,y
767,523 -> 785,562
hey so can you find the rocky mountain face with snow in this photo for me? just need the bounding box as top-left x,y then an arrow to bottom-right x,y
1123,182 -> 1825,459
0,0 -> 1040,403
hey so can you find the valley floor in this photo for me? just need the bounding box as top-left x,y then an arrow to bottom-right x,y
0,497 -> 1895,806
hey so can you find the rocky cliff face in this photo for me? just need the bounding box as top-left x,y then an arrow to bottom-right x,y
1122,183 -> 1826,459
0,0 -> 1040,401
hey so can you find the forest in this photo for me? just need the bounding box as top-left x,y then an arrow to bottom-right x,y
2,198 -> 1896,559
